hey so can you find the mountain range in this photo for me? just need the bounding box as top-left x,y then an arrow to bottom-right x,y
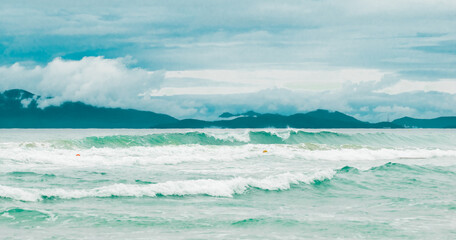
0,89 -> 177,128
1,89 -> 455,128
154,110 -> 399,128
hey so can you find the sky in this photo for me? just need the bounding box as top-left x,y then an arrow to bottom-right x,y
1,0 -> 455,121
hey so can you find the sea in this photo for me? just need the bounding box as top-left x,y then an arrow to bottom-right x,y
0,129 -> 455,239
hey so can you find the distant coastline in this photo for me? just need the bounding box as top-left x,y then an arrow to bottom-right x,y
1,89 -> 456,129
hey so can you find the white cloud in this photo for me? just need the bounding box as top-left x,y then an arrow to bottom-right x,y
379,79 -> 456,94
1,57 -> 456,122
148,87 -> 259,96
0,57 -> 164,109
165,68 -> 387,92
372,105 -> 416,121
0,63 -> 42,90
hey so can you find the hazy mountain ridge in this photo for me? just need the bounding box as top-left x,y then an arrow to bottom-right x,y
219,111 -> 261,118
155,110 -> 401,128
392,116 -> 456,128
0,89 -> 178,128
1,89 -> 455,128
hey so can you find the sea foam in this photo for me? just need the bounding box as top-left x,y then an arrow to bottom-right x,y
0,170 -> 335,201
4,130 -> 453,149
2,144 -> 456,168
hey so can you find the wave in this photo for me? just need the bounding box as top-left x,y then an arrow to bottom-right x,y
0,170 -> 335,201
368,162 -> 456,175
32,130 -> 454,149
3,145 -> 456,167
2,162 -> 454,202
0,208 -> 54,222
53,132 -> 246,149
6,171 -> 56,178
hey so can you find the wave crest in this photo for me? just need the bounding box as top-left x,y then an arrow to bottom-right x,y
0,170 -> 335,202
36,130 -> 455,149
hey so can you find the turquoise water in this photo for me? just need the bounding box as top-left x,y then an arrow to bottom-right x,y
0,129 -> 455,239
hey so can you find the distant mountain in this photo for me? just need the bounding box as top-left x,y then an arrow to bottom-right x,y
2,89 -> 455,129
392,116 -> 456,128
219,111 -> 261,118
0,89 -> 178,128
155,109 -> 402,128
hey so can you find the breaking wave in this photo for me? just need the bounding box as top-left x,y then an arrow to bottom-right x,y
1,162 -> 454,202
2,145 -> 456,167
35,130 -> 456,149
0,170 -> 335,201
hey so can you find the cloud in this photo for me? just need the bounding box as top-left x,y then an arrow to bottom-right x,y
1,57 -> 456,122
165,68 -> 387,91
373,105 -> 416,120
1,0 -> 455,72
379,79 -> 456,94
0,62 -> 42,90
0,57 -> 164,109
139,85 -> 456,122
413,40 -> 456,55
1,0 -> 456,121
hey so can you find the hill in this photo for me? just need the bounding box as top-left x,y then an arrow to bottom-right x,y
0,89 -> 178,128
155,109 -> 402,128
2,89 -> 455,129
392,116 -> 456,128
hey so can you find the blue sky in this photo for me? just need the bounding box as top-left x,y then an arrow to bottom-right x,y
1,0 -> 456,121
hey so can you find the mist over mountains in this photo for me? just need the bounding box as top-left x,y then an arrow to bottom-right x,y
1,89 -> 455,128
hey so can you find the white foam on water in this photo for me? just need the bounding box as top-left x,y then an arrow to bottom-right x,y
0,184 -> 39,202
2,143 -> 456,168
0,170 -> 335,201
270,129 -> 294,140
0,145 -> 259,167
204,130 -> 251,143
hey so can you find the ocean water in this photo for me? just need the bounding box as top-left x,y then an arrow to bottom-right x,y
0,129 -> 455,239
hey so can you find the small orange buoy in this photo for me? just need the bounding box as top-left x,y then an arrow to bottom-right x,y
76,154 -> 81,156
263,150 -> 268,153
